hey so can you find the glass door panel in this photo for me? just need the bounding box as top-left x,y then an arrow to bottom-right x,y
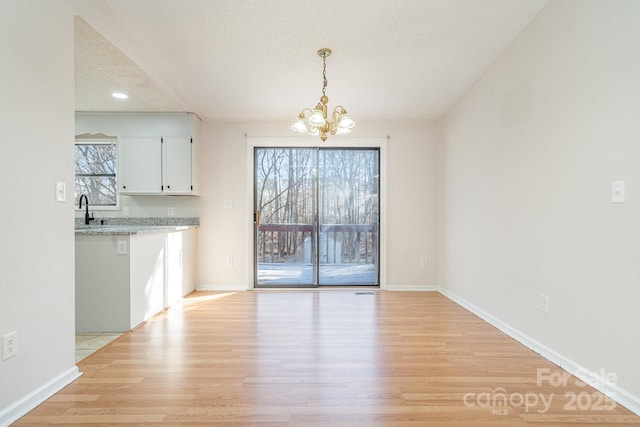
255,148 -> 316,286
318,149 -> 379,285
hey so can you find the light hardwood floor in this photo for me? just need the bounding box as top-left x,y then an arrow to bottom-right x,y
14,291 -> 640,426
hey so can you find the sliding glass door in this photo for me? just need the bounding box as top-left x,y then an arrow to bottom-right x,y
254,147 -> 379,287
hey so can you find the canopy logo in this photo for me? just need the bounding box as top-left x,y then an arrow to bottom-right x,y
463,368 -> 618,416
463,388 -> 554,415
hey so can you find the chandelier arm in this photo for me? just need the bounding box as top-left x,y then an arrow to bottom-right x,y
299,108 -> 315,118
329,120 -> 337,136
331,110 -> 340,128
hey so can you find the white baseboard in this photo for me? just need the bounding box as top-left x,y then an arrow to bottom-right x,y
196,284 -> 440,292
385,284 -> 439,291
438,287 -> 640,416
0,366 -> 81,427
196,283 -> 251,291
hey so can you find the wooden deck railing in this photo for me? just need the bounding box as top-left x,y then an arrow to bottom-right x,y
257,223 -> 377,264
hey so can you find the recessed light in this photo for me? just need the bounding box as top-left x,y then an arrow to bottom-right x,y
112,92 -> 128,99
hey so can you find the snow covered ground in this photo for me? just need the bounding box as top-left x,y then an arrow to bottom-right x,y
257,263 -> 377,286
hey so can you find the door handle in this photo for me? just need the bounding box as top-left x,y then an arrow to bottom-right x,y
254,210 -> 260,228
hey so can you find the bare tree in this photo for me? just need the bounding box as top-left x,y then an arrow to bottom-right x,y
75,143 -> 117,205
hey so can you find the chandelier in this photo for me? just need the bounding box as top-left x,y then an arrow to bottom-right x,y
291,48 -> 355,142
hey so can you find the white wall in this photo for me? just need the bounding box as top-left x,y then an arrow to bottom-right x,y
439,0 -> 640,411
0,1 -> 78,423
197,120 -> 438,290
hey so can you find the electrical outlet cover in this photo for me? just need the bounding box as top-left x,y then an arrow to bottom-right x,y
541,294 -> 550,313
117,240 -> 128,255
2,331 -> 17,360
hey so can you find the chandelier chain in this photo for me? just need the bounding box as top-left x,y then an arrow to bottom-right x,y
322,55 -> 328,97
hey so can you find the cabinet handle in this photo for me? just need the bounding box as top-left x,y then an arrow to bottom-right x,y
167,185 -> 171,189
122,185 -> 126,189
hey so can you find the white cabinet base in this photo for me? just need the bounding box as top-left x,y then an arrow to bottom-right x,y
75,229 -> 197,333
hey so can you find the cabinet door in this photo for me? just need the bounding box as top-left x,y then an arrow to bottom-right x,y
119,137 -> 162,194
130,232 -> 166,328
162,137 -> 192,194
166,229 -> 197,308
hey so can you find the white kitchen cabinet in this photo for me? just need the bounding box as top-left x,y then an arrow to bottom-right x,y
119,136 -> 197,195
118,136 -> 163,194
129,232 -> 167,327
166,228 -> 197,306
163,137 -> 194,195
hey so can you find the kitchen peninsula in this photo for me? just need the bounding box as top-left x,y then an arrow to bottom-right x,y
75,218 -> 198,332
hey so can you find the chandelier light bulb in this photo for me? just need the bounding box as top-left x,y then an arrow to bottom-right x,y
291,116 -> 308,133
338,112 -> 355,129
308,108 -> 326,127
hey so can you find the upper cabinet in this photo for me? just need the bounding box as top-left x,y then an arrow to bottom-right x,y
163,137 -> 194,195
119,136 -> 196,195
76,112 -> 201,196
119,136 -> 163,194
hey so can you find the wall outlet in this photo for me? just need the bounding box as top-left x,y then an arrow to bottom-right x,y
541,294 -> 550,313
226,257 -> 233,267
2,331 -> 18,360
420,257 -> 428,268
117,240 -> 128,255
168,207 -> 175,216
224,199 -> 233,209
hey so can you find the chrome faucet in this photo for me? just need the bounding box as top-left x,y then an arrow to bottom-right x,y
78,194 -> 94,225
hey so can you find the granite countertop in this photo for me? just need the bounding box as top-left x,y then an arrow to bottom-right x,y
75,225 -> 196,235
75,217 -> 199,235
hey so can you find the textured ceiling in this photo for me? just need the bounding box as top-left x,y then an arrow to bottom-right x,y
75,17 -> 185,112
74,0 -> 549,121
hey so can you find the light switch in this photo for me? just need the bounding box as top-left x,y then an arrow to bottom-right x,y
611,180 -> 625,203
55,182 -> 66,202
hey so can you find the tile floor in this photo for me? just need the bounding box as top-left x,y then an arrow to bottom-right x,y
75,332 -> 122,363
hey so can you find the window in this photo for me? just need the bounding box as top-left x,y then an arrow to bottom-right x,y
74,140 -> 118,208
